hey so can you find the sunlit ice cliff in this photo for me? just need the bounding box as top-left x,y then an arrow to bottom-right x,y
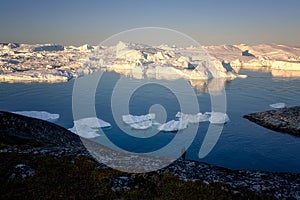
0,41 -> 300,83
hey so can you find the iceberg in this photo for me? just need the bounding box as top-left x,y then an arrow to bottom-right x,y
1,42 -> 300,83
158,120 -> 188,132
122,113 -> 155,124
13,111 -> 59,122
205,112 -> 230,124
122,113 -> 155,130
68,124 -> 100,138
176,112 -> 210,123
270,103 -> 286,109
129,120 -> 153,130
68,117 -> 111,138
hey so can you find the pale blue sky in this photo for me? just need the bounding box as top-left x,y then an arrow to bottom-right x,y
1,0 -> 300,46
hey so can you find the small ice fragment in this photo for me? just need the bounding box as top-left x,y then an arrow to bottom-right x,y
122,113 -> 155,124
68,124 -> 100,138
130,120 -> 153,130
270,103 -> 286,109
176,112 -> 210,123
68,117 -> 111,138
205,112 -> 229,124
72,117 -> 111,128
13,111 -> 59,122
158,120 -> 188,132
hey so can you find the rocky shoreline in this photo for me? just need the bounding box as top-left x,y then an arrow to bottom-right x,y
244,106 -> 300,136
1,111 -> 300,199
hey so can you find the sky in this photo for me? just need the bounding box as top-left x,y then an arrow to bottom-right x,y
1,0 -> 300,46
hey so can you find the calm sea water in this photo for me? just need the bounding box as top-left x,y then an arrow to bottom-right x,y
0,69 -> 299,173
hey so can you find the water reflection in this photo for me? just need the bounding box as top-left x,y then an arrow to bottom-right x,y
105,68 -> 229,95
234,66 -> 300,78
271,69 -> 300,77
189,78 -> 228,95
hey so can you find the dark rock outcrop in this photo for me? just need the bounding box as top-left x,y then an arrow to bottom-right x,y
244,106 -> 300,136
0,111 -> 84,148
242,50 -> 255,57
1,111 -> 300,199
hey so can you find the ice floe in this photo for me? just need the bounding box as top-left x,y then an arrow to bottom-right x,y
122,111 -> 229,132
158,120 -> 188,132
270,103 -> 286,109
176,112 -> 229,124
13,111 -> 59,122
122,113 -> 155,130
129,120 -> 153,130
176,112 -> 210,123
122,114 -> 155,124
68,117 -> 111,138
205,112 -> 230,124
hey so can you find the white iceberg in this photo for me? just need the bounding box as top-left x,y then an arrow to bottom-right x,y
269,103 -> 286,109
205,112 -> 230,124
122,113 -> 155,130
158,120 -> 188,132
129,120 -> 153,130
176,112 -> 210,123
122,113 -> 155,124
68,117 -> 111,138
68,124 -> 100,138
13,111 -> 59,122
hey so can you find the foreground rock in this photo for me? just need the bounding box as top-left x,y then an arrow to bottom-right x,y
1,111 -> 300,199
244,106 -> 300,136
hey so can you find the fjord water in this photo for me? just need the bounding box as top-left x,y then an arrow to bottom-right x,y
0,69 -> 299,173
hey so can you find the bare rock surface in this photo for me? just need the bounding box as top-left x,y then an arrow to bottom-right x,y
244,106 -> 300,136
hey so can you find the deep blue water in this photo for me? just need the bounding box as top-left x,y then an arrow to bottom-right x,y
0,69 -> 299,173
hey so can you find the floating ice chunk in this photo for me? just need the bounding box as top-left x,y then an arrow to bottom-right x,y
73,117 -> 111,128
68,124 -> 100,138
122,113 -> 155,124
158,120 -> 188,132
176,112 -> 210,123
130,120 -> 153,130
13,111 -> 59,122
270,103 -> 286,109
68,117 -> 111,138
205,112 -> 229,124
